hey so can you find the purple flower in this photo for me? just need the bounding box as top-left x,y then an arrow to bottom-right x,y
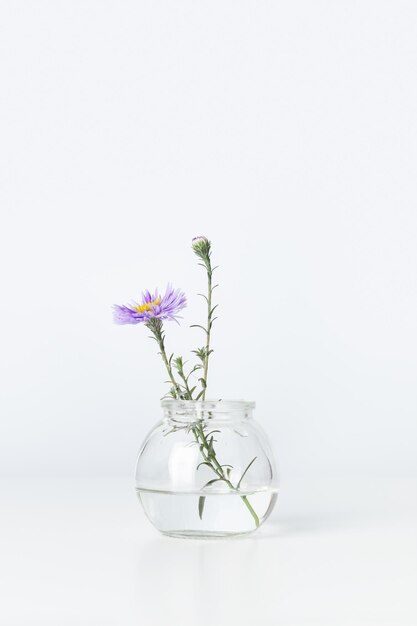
113,284 -> 187,325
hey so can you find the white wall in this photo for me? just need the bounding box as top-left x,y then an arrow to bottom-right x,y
1,1 -> 416,478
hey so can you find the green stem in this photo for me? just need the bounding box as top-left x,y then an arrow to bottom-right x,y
161,348 -> 182,398
193,423 -> 260,528
149,322 -> 182,399
176,365 -> 193,400
202,265 -> 212,400
240,496 -> 260,527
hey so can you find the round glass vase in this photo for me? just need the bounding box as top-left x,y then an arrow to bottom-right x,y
135,400 -> 279,538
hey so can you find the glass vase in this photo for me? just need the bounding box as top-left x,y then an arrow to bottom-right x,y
135,400 -> 279,538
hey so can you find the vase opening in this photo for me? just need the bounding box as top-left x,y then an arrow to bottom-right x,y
161,399 -> 255,423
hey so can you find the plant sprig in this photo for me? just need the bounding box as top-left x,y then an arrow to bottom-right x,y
144,238 -> 218,403
114,237 -> 260,528
191,236 -> 217,400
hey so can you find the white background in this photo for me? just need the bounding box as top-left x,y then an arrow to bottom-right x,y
1,2 -> 416,625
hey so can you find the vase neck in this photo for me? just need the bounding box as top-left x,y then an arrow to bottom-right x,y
161,400 -> 254,422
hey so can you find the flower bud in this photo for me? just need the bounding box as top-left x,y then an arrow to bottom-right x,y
191,236 -> 211,257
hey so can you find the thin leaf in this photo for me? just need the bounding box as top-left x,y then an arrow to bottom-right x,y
236,457 -> 257,489
203,478 -> 223,489
206,430 -> 221,438
191,348 -> 207,363
186,366 -> 202,382
198,496 -> 205,520
190,324 -> 209,335
163,428 -> 178,436
197,461 -> 214,471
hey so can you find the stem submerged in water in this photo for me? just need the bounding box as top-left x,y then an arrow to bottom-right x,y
193,423 -> 260,528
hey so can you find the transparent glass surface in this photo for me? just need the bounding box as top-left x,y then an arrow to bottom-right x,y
135,400 -> 279,538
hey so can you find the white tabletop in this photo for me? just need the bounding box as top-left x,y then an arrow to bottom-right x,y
2,476 -> 416,626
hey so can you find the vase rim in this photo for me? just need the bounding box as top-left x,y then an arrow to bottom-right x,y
161,399 -> 256,413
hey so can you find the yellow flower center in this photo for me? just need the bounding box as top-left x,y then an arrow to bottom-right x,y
133,298 -> 161,314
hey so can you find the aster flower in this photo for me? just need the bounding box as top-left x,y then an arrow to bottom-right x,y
113,284 -> 186,325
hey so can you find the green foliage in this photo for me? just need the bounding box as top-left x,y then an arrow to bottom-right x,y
203,478 -> 223,489
190,423 -> 259,527
237,457 -> 258,489
198,496 -> 205,520
142,240 -> 259,526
